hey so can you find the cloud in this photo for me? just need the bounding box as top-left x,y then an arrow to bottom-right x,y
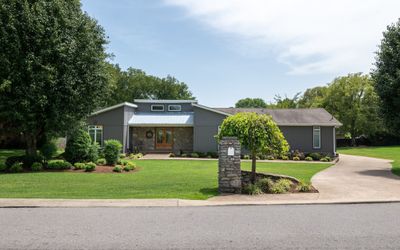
164,0 -> 400,75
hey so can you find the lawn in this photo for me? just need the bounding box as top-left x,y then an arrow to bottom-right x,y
338,146 -> 400,175
0,150 -> 331,199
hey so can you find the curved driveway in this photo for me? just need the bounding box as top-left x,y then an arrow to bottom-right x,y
312,154 -> 400,202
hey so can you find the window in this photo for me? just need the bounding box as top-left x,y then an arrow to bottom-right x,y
88,125 -> 103,146
313,126 -> 321,149
151,105 -> 164,111
168,105 -> 181,112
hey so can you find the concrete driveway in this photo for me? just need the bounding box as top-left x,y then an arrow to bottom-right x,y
312,154 -> 400,202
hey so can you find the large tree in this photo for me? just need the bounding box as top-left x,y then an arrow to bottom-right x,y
298,86 -> 328,108
104,64 -> 194,106
323,73 -> 382,144
0,0 -> 108,156
372,19 -> 400,132
235,98 -> 267,108
218,113 -> 289,183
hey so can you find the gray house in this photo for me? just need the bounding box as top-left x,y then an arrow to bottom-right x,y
87,99 -> 342,156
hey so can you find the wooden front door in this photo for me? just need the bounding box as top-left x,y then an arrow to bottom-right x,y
155,128 -> 173,150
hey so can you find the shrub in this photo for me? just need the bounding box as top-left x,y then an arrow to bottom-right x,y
84,162 -> 96,172
206,152 -> 218,158
118,159 -> 128,166
305,156 -> 313,161
243,155 -> 250,160
257,154 -> 266,160
320,157 -> 331,162
129,153 -> 144,159
266,155 -> 275,160
104,140 -> 122,165
255,178 -> 274,193
113,166 -> 122,172
280,155 -> 289,160
96,158 -> 106,165
243,184 -> 263,195
46,160 -> 72,170
169,153 -> 175,157
87,143 -> 99,163
64,129 -> 94,163
197,152 -> 207,158
9,162 -> 23,173
297,181 -> 312,192
190,152 -> 199,158
292,156 -> 300,161
73,162 -> 86,170
270,179 -> 292,194
0,162 -> 7,172
292,150 -> 305,160
39,140 -> 58,163
5,155 -> 42,169
123,163 -> 135,172
31,162 -> 43,172
181,153 -> 187,157
119,153 -> 126,159
308,152 -> 322,161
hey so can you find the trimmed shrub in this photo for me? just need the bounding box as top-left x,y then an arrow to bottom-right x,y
119,153 -> 126,159
308,152 -> 322,161
305,156 -> 313,161
266,155 -> 275,160
104,139 -> 122,165
123,163 -> 135,171
9,162 -> 23,173
255,178 -> 274,193
6,155 -> 42,169
243,184 -> 263,195
190,152 -> 199,158
320,157 -> 331,162
270,179 -> 292,194
84,162 -> 96,172
0,162 -> 7,172
169,153 -> 175,158
96,158 -> 106,165
73,162 -> 86,170
64,129 -> 94,164
297,181 -> 312,192
280,155 -> 289,160
113,166 -> 122,173
118,159 -> 128,166
292,156 -> 300,161
31,162 -> 43,172
206,151 -> 218,158
87,143 -> 99,163
181,153 -> 187,157
243,155 -> 250,160
39,140 -> 58,164
46,160 -> 72,170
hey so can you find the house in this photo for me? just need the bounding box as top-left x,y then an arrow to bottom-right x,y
87,100 -> 342,156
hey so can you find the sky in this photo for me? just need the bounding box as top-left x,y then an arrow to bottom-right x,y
81,0 -> 400,107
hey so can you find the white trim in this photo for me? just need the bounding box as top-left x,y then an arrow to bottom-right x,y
313,126 -> 321,149
91,102 -> 137,116
88,125 -> 103,146
151,104 -> 165,111
168,105 -> 182,112
134,99 -> 197,104
130,124 -> 193,127
278,123 -> 341,127
191,103 -> 232,116
333,127 -> 336,155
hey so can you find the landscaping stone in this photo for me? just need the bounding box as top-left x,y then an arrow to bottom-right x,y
218,137 -> 241,194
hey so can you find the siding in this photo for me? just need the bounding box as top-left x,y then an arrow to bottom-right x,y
193,106 -> 226,152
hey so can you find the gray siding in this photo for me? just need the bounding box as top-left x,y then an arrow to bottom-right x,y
193,106 -> 226,152
135,103 -> 194,112
279,126 -> 335,156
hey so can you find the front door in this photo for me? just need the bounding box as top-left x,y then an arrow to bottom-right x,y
155,128 -> 173,150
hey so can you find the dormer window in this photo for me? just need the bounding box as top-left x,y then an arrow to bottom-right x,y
151,105 -> 164,111
168,105 -> 181,112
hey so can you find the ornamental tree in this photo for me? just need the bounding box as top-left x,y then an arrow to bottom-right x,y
217,112 -> 289,183
0,0 -> 108,157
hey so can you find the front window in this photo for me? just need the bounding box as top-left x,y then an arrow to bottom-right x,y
88,125 -> 103,146
313,126 -> 321,149
168,105 -> 181,112
151,105 -> 164,111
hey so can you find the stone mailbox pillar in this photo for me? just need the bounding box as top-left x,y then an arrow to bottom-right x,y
218,137 -> 241,194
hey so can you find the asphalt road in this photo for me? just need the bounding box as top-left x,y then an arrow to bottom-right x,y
1,203 -> 400,249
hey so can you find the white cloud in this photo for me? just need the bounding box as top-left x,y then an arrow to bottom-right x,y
164,0 -> 400,75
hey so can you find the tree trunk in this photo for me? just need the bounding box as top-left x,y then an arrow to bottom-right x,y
251,151 -> 257,184
351,136 -> 356,147
25,133 -> 38,157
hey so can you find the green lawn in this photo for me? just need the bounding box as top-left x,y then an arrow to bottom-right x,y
338,146 -> 400,175
0,150 -> 331,199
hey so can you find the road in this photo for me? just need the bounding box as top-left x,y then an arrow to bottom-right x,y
1,203 -> 400,249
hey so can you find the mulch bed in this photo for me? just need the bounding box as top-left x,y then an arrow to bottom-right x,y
67,165 -> 141,174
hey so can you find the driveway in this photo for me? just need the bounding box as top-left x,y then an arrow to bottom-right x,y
312,154 -> 400,201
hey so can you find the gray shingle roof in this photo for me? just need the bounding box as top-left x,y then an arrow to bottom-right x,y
213,108 -> 342,126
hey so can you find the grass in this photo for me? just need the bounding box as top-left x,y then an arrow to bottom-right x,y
0,150 -> 331,199
338,146 -> 400,175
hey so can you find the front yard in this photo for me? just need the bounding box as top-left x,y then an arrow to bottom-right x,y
0,150 -> 331,200
338,146 -> 400,175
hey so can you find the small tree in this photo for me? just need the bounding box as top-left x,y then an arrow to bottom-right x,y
64,129 -> 93,164
39,140 -> 58,166
218,112 -> 289,183
104,139 -> 122,165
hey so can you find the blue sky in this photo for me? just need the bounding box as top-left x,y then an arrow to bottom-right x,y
81,0 -> 400,107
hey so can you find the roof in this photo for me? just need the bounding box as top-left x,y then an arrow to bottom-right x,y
191,103 -> 232,116
128,112 -> 194,127
213,108 -> 342,127
91,102 -> 137,116
134,99 -> 198,104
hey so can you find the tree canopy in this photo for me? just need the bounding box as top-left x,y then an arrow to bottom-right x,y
235,98 -> 267,108
0,0 -> 108,155
103,63 -> 194,106
218,112 -> 289,182
372,19 -> 400,132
